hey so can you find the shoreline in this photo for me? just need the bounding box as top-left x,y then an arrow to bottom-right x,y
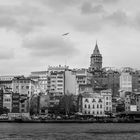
0,119 -> 138,123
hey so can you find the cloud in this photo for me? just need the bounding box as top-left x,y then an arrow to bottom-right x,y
101,0 -> 120,4
0,49 -> 14,60
35,0 -> 83,11
0,4 -> 46,33
68,9 -> 131,34
104,10 -> 129,26
81,2 -> 105,15
23,35 -> 78,58
134,13 -> 140,30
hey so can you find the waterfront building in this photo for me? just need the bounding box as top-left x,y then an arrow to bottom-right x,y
0,75 -> 21,90
65,70 -> 77,95
100,89 -> 112,113
0,89 -> 3,114
48,71 -> 65,96
135,92 -> 140,111
12,76 -> 37,113
124,92 -> 137,112
78,89 -> 112,116
12,93 -> 20,113
19,94 -> 29,113
124,91 -> 140,112
30,71 -> 48,93
3,89 -> 12,113
12,76 -> 36,97
47,65 -> 67,96
47,65 -> 67,106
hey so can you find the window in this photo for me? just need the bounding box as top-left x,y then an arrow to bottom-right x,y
98,99 -> 102,103
26,86 -> 29,89
92,99 -> 96,102
93,104 -> 94,109
100,104 -> 102,108
85,104 -> 87,108
57,76 -> 63,79
106,102 -> 108,105
85,99 -> 89,103
97,111 -> 99,114
21,104 -> 25,108
57,84 -> 63,86
57,80 -> 63,82
85,111 -> 87,114
106,97 -> 108,100
57,88 -> 63,90
88,111 -> 90,114
100,111 -> 102,115
106,107 -> 108,111
16,86 -> 19,89
97,104 -> 99,108
93,111 -> 94,114
88,105 -> 90,109
21,86 -> 24,89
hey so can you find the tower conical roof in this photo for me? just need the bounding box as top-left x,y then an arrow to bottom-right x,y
93,42 -> 100,55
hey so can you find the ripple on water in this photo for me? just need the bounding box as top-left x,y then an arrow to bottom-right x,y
0,123 -> 140,140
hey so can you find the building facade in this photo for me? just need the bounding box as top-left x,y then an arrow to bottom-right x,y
0,75 -> 20,90
120,70 -> 132,98
12,76 -> 36,113
12,93 -> 20,113
30,71 -> 48,93
75,68 -> 92,95
78,90 -> 112,116
12,76 -> 36,97
65,70 -> 77,95
3,90 -> 12,113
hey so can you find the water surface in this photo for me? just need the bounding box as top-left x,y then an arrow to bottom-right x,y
0,123 -> 140,140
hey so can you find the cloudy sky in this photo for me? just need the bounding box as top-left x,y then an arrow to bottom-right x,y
0,0 -> 140,75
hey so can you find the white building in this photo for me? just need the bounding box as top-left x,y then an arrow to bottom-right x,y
12,76 -> 36,97
0,75 -> 21,90
30,71 -> 48,93
3,92 -> 12,112
100,89 -> 112,112
48,65 -> 77,95
78,90 -> 112,116
120,71 -> 132,98
12,76 -> 37,113
48,71 -> 65,96
65,70 -> 77,95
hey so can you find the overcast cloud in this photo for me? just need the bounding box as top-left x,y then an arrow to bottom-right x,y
0,0 -> 140,75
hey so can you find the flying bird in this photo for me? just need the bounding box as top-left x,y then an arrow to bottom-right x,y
62,32 -> 69,36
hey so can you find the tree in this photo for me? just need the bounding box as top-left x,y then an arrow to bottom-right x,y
59,94 -> 77,116
30,95 -> 40,115
2,107 -> 10,114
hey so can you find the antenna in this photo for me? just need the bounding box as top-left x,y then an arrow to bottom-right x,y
65,57 -> 67,66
